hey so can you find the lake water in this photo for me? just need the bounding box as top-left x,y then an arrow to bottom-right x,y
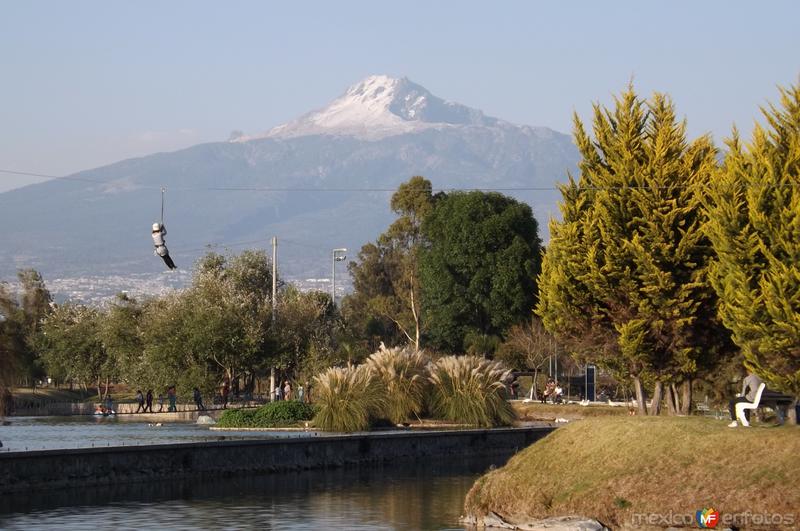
0,416 -> 310,452
0,416 -> 508,529
0,454 -> 499,530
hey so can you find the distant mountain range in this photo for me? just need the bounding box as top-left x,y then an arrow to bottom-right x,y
0,75 -> 579,297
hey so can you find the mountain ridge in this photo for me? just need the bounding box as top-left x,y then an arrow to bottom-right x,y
0,76 -> 579,299
233,75 -> 553,142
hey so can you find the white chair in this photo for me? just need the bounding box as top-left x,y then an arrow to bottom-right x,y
735,383 -> 766,427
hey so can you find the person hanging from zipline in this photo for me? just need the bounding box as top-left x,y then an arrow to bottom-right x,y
152,222 -> 177,270
151,186 -> 176,270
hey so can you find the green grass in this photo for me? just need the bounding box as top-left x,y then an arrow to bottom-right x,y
464,416 -> 800,528
216,401 -> 316,428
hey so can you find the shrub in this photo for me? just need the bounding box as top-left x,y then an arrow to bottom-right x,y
366,345 -> 429,424
312,364 -> 385,432
216,400 -> 316,428
427,355 -> 515,427
216,408 -> 257,428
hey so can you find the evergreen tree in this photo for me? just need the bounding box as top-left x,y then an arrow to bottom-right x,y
421,191 -> 541,353
706,83 -> 800,413
537,87 -> 728,414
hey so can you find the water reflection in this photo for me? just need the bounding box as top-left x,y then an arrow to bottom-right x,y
0,456 -> 501,530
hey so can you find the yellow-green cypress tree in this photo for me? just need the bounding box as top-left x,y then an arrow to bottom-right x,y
538,87 -> 728,414
706,83 -> 800,413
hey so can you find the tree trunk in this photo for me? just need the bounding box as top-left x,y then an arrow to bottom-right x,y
649,380 -> 663,416
532,369 -> 539,400
666,384 -> 678,416
410,275 -> 420,352
102,376 -> 110,400
96,377 -> 102,401
788,398 -> 798,425
633,377 -> 648,416
270,367 -> 275,402
679,379 -> 692,416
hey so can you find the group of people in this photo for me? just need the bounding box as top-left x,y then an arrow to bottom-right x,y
540,378 -> 564,404
273,380 -> 309,403
132,386 -> 179,413
129,384 -> 234,412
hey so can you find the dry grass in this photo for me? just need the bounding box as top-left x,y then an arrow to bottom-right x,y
311,364 -> 385,432
366,345 -> 429,424
427,355 -> 515,427
513,401 -> 630,422
464,416 -> 800,529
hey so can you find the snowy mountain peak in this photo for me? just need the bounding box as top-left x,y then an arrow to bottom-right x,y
236,75 -> 500,142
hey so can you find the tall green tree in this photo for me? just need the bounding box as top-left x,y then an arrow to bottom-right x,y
276,287 -> 341,381
97,293 -> 143,397
39,303 -> 111,399
137,293 -> 206,398
420,191 -> 542,353
537,87 -> 729,415
706,83 -> 800,416
346,176 -> 435,350
0,269 -> 52,387
187,250 -> 274,391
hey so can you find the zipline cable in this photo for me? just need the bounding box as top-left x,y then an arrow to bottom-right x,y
2,167 -> 799,193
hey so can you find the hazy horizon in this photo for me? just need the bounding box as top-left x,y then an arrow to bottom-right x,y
1,1 -> 799,193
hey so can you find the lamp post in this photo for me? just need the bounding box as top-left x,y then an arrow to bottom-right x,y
331,248 -> 347,306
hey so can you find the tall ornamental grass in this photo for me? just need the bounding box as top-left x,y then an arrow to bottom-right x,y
427,355 -> 515,427
366,345 -> 429,424
312,364 -> 385,432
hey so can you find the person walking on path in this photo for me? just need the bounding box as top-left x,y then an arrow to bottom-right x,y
167,386 -> 177,412
145,389 -> 154,413
193,387 -> 206,411
157,393 -> 165,413
221,381 -> 230,409
283,380 -> 293,401
135,390 -> 145,413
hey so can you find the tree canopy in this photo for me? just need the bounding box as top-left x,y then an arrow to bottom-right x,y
706,82 -> 800,398
537,87 -> 730,414
345,176 -> 434,350
421,191 -> 542,353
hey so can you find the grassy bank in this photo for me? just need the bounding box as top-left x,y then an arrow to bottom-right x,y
464,416 -> 799,529
512,401 -> 629,422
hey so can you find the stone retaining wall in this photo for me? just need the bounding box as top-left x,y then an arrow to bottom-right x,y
0,427 -> 554,494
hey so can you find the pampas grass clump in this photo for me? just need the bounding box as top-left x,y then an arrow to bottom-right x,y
428,355 -> 515,427
366,344 -> 429,424
312,364 -> 385,432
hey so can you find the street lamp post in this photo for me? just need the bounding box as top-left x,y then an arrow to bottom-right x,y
331,248 -> 347,306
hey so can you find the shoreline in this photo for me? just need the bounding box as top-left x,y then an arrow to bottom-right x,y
0,426 -> 555,494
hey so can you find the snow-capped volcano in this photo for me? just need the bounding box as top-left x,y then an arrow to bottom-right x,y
237,75 -> 501,141
0,74 -> 580,286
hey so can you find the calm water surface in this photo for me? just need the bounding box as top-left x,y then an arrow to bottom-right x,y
0,416 -> 308,452
0,456 -> 499,530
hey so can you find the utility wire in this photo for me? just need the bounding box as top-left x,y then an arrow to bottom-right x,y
3,167 -> 799,193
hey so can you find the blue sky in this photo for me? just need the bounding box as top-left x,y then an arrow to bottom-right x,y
1,1 -> 798,191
